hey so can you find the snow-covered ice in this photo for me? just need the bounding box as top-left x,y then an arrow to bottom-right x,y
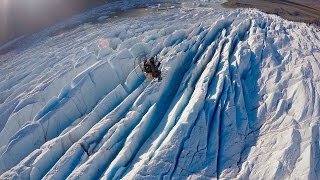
0,0 -> 320,179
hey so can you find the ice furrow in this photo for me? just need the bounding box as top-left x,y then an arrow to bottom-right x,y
0,60 -> 132,174
43,84 -> 144,180
129,22 -> 232,179
102,27 -> 222,178
119,25 -> 228,179
213,19 -> 256,177
133,23 -> 225,167
66,28 -> 206,179
1,71 -> 143,179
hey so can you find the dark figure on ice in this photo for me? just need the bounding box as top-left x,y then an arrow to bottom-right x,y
141,56 -> 162,81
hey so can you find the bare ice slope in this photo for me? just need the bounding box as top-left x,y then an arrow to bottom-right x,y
0,1 -> 320,179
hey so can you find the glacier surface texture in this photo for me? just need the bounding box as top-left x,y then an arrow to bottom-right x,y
0,1 -> 320,179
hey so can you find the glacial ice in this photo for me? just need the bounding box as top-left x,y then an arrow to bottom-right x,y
0,1 -> 320,179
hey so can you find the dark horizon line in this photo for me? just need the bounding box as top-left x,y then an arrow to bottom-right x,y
0,0 -> 117,46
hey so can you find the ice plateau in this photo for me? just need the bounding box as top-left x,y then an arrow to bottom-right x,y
0,0 -> 320,179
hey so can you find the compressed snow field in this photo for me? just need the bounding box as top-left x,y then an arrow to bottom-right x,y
0,0 -> 320,179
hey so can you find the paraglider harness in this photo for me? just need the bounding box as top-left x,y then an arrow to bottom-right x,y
140,56 -> 162,81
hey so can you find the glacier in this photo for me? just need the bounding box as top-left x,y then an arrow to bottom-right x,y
0,0 -> 320,179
